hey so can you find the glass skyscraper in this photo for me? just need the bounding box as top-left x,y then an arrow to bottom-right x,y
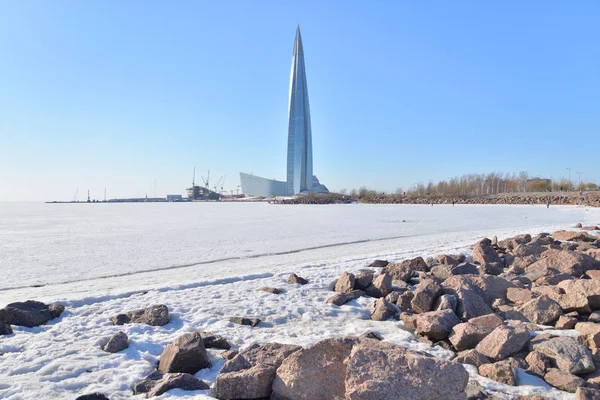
239,27 -> 328,197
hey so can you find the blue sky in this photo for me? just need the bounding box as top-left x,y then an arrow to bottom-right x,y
1,1 -> 598,201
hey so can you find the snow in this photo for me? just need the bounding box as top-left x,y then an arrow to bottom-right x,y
1,202 -> 599,399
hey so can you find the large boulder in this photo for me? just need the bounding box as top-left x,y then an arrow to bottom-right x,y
200,331 -> 230,349
575,322 -> 600,349
111,304 -> 169,326
454,288 -> 493,320
414,309 -> 460,341
558,280 -> 600,310
271,337 -> 358,400
133,370 -> 209,398
472,238 -> 502,265
454,349 -> 490,367
526,249 -> 600,277
214,342 -> 301,400
410,279 -> 442,314
370,298 -> 397,321
354,271 -> 374,290
475,324 -> 530,361
436,254 -> 466,266
510,295 -> 562,325
157,331 -> 210,374
102,331 -> 129,353
0,320 -> 12,335
0,300 -> 64,327
442,275 -> 516,306
344,340 -> 469,400
287,273 -> 308,285
364,273 -> 392,298
449,314 -> 503,351
335,272 -> 355,293
552,231 -> 593,242
525,351 -> 551,377
532,336 -> 595,375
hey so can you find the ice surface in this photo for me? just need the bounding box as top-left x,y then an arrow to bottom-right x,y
0,202 -> 598,399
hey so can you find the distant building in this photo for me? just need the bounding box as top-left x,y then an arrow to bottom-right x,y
166,194 -> 183,202
239,26 -> 328,197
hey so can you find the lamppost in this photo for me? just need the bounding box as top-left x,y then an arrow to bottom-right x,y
566,168 -> 571,191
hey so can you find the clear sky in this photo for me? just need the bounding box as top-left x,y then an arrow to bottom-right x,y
1,1 -> 598,201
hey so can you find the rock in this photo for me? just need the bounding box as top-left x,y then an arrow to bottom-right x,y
526,249 -> 600,277
259,287 -> 281,294
400,312 -> 417,329
410,279 -> 442,314
507,288 -> 534,305
473,238 -> 502,265
544,368 -> 586,393
0,320 -> 12,335
354,271 -> 374,290
215,342 -> 301,400
483,262 -> 504,276
229,317 -> 260,327
430,265 -> 453,280
475,324 -> 530,361
344,339 -> 469,400
558,280 -> 600,310
287,273 -> 308,285
575,322 -> 600,349
499,234 -> 532,250
385,291 -> 400,304
533,336 -> 595,375
102,331 -> 129,353
133,371 -> 209,397
526,351 -> 551,377
576,387 -> 600,400
397,291 -> 414,312
399,256 -> 429,272
576,223 -> 584,228
558,290 -> 592,314
220,350 -> 239,360
200,331 -> 230,350
371,298 -> 397,321
334,272 -> 355,293
326,290 -> 364,306
436,254 -> 466,266
75,394 -> 110,400
513,295 -> 562,325
455,349 -> 491,367
157,331 -> 210,374
555,315 -> 578,330
271,337 -> 358,400
588,311 -> 600,323
442,275 -> 517,306
111,304 -> 169,326
479,359 -> 518,385
552,231 -> 592,242
359,331 -> 383,340
454,288 -> 493,320
0,300 -> 64,327
385,263 -> 414,283
414,309 -> 461,341
449,314 -> 503,351
465,382 -> 491,400
369,260 -> 388,269
513,243 -> 549,258
451,262 -> 479,275
364,273 -> 392,298
433,294 -> 458,312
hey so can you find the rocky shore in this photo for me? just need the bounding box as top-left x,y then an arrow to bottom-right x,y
3,225 -> 600,399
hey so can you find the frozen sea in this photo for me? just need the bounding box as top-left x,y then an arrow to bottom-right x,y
1,202 -> 599,399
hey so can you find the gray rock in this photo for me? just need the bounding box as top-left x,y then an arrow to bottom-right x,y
344,339 -> 469,400
158,331 -> 210,374
259,287 -> 281,294
369,260 -> 389,269
220,350 -> 239,360
0,320 -> 12,335
75,394 -> 110,400
133,370 -> 209,397
482,262 -> 504,276
513,295 -> 562,325
532,336 -> 595,375
111,304 -> 169,326
455,288 -> 494,320
0,300 -> 64,327
102,331 -> 129,353
354,271 -> 374,290
229,317 -> 260,327
397,291 -> 414,312
451,262 -> 479,275
433,294 -> 458,312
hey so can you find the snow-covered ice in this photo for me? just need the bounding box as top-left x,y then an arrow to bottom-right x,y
1,202 -> 599,399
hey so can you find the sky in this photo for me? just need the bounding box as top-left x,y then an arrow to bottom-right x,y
0,1 -> 598,201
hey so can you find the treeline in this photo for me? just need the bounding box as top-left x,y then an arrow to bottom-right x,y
339,172 -> 598,198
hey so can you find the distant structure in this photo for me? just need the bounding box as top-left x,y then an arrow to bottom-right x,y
240,26 -> 328,197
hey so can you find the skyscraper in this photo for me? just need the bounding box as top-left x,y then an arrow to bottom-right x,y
239,27 -> 328,197
286,26 -> 313,195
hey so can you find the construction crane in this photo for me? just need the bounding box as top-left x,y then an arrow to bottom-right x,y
214,174 -> 226,194
73,189 -> 79,202
220,174 -> 227,195
201,169 -> 210,189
